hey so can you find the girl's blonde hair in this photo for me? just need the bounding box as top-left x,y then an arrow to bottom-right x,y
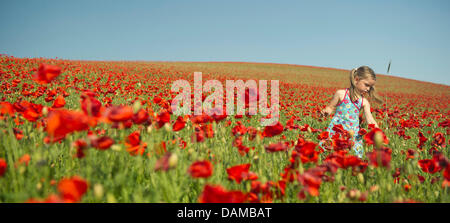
349,66 -> 383,104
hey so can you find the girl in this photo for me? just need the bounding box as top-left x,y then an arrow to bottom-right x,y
320,66 -> 382,158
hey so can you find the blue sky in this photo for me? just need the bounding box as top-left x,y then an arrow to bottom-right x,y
1,0 -> 449,85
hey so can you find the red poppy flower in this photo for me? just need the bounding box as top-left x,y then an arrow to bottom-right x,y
275,180 -> 287,197
188,161 -> 213,178
295,141 -> 319,163
226,163 -> 255,184
154,152 -> 175,171
358,128 -> 367,136
280,167 -> 300,183
172,116 -> 186,131
13,128 -> 23,140
91,136 -> 114,150
332,124 -> 346,135
298,171 -> 322,196
127,143 -> 148,156
286,117 -> 296,130
323,151 -> 362,169
418,159 -> 442,174
332,135 -> 353,150
406,149 -> 416,160
156,110 -> 171,128
153,96 -> 163,104
132,109 -> 150,124
122,131 -> 147,155
105,105 -> 133,122
81,94 -> 102,117
190,114 -> 213,124
444,166 -> 450,182
265,142 -> 288,153
14,101 -> 43,122
317,131 -> 329,140
247,127 -> 258,141
0,101 -> 14,118
193,127 -> 205,143
52,95 -> 65,108
438,119 -> 450,128
342,155 -> 362,168
202,123 -> 214,138
417,131 -> 427,148
233,137 -> 252,156
0,158 -> 7,177
231,122 -> 247,136
198,184 -> 246,203
431,132 -> 445,147
33,63 -> 61,84
364,128 -> 389,146
126,131 -> 141,147
212,113 -> 227,122
46,109 -> 90,142
416,174 -> 425,183
432,152 -> 449,169
367,147 -> 392,168
262,122 -> 284,137
57,176 -> 88,203
17,154 -> 31,166
73,139 -> 88,158
26,194 -> 65,203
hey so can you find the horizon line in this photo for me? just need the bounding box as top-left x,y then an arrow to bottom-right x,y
1,54 -> 449,87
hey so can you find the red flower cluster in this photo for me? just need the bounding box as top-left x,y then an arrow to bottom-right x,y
188,161 -> 213,178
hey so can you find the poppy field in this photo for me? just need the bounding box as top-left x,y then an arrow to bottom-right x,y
0,54 -> 449,203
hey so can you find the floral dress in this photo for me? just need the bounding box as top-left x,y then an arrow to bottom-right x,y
322,88 -> 364,157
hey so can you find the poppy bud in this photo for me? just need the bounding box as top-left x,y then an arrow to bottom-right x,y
36,182 -> 42,191
18,166 -> 26,174
347,189 -> 357,199
107,193 -> 117,203
147,125 -> 153,134
111,144 -> 122,151
357,173 -> 364,184
374,131 -> 384,148
94,184 -> 104,200
355,190 -> 361,199
133,100 -> 142,113
42,106 -> 49,116
164,123 -> 171,132
370,185 -> 379,192
168,153 -> 178,168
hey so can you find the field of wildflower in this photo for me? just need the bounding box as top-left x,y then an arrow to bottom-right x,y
0,54 -> 449,203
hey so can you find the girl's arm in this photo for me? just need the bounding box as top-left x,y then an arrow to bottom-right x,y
362,98 -> 379,128
321,90 -> 343,117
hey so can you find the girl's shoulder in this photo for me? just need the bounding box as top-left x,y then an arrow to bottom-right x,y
335,89 -> 347,100
331,89 -> 347,107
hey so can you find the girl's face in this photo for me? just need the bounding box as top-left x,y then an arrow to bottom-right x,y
355,76 -> 376,96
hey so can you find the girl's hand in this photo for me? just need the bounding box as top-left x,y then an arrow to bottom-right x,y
320,90 -> 343,118
320,107 -> 333,117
